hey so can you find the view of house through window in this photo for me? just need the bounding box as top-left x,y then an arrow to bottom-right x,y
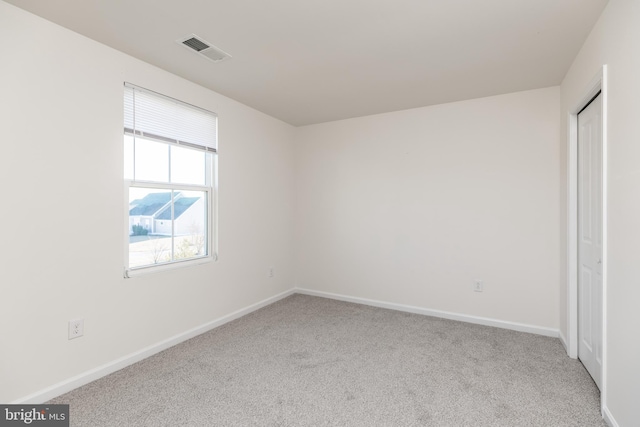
124,83 -> 217,274
128,186 -> 208,268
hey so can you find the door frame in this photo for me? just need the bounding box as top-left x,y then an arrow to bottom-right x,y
567,65 -> 607,408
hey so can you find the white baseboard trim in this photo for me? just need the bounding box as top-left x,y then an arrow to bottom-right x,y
295,288 -> 559,338
12,288 -> 296,404
602,406 -> 619,427
558,330 -> 569,354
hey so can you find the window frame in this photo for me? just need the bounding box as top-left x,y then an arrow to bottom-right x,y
123,84 -> 218,278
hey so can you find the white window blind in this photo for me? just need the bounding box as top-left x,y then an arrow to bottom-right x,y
124,83 -> 217,152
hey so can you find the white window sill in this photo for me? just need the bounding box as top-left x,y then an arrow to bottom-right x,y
124,254 -> 217,278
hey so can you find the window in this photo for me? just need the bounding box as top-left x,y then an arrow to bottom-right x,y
123,83 -> 217,276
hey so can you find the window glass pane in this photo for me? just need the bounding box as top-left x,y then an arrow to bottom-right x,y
134,137 -> 169,182
171,145 -> 206,185
173,190 -> 207,260
129,187 -> 207,269
124,135 -> 134,180
129,187 -> 173,268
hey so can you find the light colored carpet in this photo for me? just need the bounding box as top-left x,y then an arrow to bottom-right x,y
49,294 -> 606,426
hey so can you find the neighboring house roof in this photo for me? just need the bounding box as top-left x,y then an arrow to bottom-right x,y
129,192 -> 200,220
129,192 -> 172,216
156,197 -> 200,220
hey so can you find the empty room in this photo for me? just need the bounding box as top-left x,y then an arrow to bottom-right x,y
1,0 -> 638,426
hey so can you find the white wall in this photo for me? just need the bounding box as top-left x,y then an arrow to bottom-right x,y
560,1 -> 640,425
0,1 -> 295,403
295,87 -> 562,329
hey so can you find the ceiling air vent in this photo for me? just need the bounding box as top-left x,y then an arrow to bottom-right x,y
177,34 -> 231,63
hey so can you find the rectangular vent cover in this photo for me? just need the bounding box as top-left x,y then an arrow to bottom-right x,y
177,34 -> 231,63
183,37 -> 209,52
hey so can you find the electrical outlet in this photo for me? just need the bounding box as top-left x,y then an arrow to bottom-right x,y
68,319 -> 84,340
473,280 -> 484,292
268,267 -> 275,278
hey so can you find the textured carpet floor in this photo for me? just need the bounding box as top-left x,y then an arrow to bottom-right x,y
49,294 -> 606,426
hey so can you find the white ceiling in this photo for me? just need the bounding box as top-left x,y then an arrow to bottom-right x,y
6,0 -> 608,126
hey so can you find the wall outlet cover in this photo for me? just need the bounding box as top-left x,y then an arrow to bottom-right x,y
68,318 -> 84,340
